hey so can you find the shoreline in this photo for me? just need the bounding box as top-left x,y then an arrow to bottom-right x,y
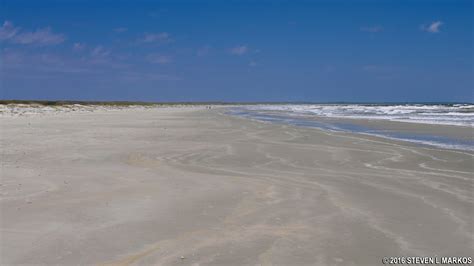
227,108 -> 474,152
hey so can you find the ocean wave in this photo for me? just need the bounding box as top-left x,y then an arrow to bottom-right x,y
244,104 -> 474,127
229,105 -> 474,151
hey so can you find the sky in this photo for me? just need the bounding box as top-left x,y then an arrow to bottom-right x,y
0,0 -> 472,102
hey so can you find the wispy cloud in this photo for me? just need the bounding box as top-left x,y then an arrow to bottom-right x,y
421,21 -> 443,33
91,45 -> 110,57
72,42 -> 85,51
248,60 -> 257,67
139,32 -> 171,44
2,46 -> 137,83
114,27 -> 128,33
2,49 -> 95,75
0,20 -> 65,45
0,21 -> 20,41
146,53 -> 172,64
360,25 -> 383,33
230,45 -> 248,56
14,27 -> 65,45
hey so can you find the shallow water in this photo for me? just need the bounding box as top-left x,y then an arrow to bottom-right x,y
229,105 -> 474,151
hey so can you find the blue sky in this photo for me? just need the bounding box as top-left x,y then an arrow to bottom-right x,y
1,0 -> 472,102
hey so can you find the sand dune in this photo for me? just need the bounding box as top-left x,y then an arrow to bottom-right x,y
1,107 -> 472,265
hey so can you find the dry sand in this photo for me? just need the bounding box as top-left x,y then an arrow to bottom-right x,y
1,107 -> 473,265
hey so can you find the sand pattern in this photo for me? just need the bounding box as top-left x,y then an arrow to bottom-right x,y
1,107 -> 472,265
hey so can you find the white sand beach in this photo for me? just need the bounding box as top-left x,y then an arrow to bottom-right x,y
1,106 -> 473,265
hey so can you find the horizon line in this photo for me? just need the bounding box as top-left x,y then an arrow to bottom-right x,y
1,99 -> 472,106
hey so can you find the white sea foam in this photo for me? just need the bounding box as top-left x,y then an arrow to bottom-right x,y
243,104 -> 474,127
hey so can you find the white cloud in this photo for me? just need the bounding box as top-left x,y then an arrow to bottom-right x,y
360,26 -> 383,33
249,60 -> 257,67
421,21 -> 443,33
146,53 -> 172,64
73,42 -> 85,51
114,27 -> 128,33
13,27 -> 65,45
139,32 -> 170,43
0,21 -> 20,41
91,45 -> 110,57
230,45 -> 248,55
0,21 -> 65,45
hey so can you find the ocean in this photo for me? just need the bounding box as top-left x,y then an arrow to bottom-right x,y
229,104 -> 474,151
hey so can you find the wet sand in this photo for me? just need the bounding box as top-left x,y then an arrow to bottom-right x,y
1,107 -> 473,265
